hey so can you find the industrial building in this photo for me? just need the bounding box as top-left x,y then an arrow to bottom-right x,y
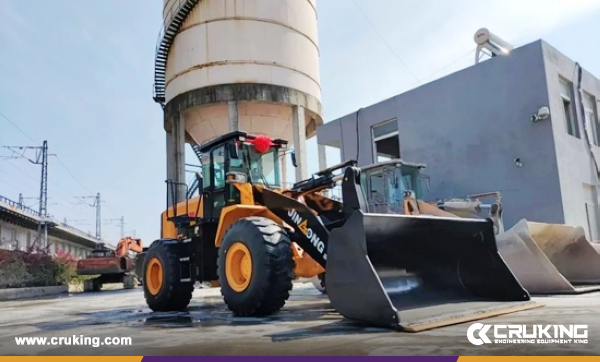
317,38 -> 600,240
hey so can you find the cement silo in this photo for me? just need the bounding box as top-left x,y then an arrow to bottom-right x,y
154,0 -> 323,203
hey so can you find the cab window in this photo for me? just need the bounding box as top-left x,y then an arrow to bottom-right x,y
368,171 -> 385,204
201,153 -> 212,189
213,146 -> 225,189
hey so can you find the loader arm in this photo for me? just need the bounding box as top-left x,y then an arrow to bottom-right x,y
252,159 -> 359,268
253,186 -> 336,268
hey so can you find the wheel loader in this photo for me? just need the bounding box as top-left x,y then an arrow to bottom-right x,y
137,131 -> 538,332
356,158 -> 600,295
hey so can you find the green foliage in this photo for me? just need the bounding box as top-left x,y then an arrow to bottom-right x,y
0,246 -> 85,289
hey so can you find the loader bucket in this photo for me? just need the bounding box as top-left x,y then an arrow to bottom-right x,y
496,219 -> 600,294
326,210 -> 540,332
527,222 -> 600,284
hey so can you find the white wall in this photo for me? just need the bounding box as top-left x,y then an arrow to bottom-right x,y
542,41 -> 600,240
0,221 -> 90,258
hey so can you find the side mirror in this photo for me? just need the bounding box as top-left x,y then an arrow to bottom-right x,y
227,142 -> 239,159
291,151 -> 298,168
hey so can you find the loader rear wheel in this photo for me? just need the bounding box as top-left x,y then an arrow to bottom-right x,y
143,240 -> 194,312
218,217 -> 295,316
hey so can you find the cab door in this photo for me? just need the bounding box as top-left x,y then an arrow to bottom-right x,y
203,142 -> 242,221
202,145 -> 227,221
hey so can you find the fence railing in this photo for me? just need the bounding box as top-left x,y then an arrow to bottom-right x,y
0,195 -> 40,217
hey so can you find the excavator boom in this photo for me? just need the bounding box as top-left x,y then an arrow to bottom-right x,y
115,237 -> 144,257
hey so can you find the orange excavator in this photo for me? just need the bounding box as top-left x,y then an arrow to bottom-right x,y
77,237 -> 143,292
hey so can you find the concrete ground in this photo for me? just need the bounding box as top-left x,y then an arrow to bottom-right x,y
1,282 -> 600,356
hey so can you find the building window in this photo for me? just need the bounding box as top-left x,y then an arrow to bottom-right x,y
560,79 -> 580,138
583,93 -> 599,145
584,184 -> 599,241
371,119 -> 400,162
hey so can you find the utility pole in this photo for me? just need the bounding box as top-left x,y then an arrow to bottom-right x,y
104,216 -> 125,238
3,141 -> 54,247
120,216 -> 125,238
75,193 -> 102,240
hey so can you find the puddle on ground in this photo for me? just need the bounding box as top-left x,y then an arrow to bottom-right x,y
268,321 -> 392,342
33,298 -> 335,332
27,289 -> 389,339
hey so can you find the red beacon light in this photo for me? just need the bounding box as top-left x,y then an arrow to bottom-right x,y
252,134 -> 273,153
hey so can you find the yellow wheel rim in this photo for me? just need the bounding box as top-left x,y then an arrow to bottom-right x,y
146,257 -> 164,296
226,242 -> 253,292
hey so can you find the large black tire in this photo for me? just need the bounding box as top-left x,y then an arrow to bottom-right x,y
311,272 -> 326,294
92,278 -> 102,292
143,239 -> 194,312
218,217 -> 295,316
123,274 -> 135,290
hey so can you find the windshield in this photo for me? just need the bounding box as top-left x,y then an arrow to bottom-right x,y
389,165 -> 422,200
243,145 -> 281,188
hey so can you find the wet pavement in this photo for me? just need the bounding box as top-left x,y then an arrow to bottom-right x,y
1,282 -> 600,356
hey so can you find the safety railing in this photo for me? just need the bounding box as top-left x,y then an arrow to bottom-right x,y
0,194 -> 101,242
153,0 -> 199,103
0,195 -> 40,217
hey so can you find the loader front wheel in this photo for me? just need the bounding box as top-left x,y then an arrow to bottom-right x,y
218,217 -> 295,316
143,240 -> 194,312
311,272 -> 327,294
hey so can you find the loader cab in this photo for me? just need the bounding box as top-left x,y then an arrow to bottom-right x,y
195,132 -> 287,221
360,159 -> 426,214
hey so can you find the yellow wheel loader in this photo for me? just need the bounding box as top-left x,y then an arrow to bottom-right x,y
137,132 -> 538,332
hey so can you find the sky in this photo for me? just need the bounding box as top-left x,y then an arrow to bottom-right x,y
0,0 -> 599,244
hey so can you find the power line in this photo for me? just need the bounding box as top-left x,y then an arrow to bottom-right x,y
55,155 -> 95,195
411,48 -> 476,87
0,109 -> 120,218
1,159 -> 97,218
0,111 -> 38,144
352,0 -> 419,82
1,110 -> 91,193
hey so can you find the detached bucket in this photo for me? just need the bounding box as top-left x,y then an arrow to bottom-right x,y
326,210 -> 540,332
528,222 -> 600,284
497,220 -> 600,294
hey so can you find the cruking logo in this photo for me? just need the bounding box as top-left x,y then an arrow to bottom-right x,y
467,323 -> 588,345
288,209 -> 327,261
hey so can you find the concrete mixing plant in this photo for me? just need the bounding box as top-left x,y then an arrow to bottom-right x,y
154,0 -> 323,204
